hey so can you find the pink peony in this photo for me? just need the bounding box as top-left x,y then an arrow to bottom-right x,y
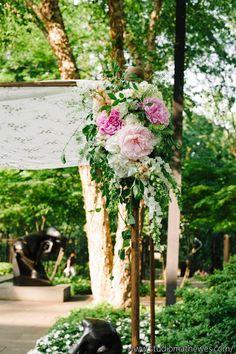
118,125 -> 157,161
142,97 -> 169,126
96,109 -> 123,136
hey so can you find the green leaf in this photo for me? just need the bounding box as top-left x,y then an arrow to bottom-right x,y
108,92 -> 117,100
112,100 -> 120,106
127,214 -> 135,225
122,229 -> 131,240
82,124 -> 97,141
132,181 -> 144,200
123,239 -> 130,248
118,249 -> 125,260
99,105 -> 110,112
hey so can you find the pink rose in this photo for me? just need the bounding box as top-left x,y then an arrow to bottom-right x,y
118,125 -> 156,161
96,109 -> 123,136
142,97 -> 169,126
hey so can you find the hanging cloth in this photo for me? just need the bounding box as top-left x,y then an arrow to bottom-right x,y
0,80 -> 102,170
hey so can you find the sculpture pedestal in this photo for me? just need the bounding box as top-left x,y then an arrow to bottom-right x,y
0,282 -> 70,302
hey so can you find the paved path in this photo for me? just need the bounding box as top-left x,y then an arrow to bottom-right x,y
0,295 -> 93,354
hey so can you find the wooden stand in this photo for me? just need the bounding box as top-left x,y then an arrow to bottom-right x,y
131,206 -> 140,353
150,237 -> 155,353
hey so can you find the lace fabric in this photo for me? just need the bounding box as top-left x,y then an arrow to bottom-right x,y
0,80 -> 103,170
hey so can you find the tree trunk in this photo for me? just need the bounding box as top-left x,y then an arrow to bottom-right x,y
26,0 -> 79,79
166,0 -> 186,306
27,0 -> 131,306
79,165 -> 113,303
145,0 -> 162,80
109,204 -> 131,308
223,234 -> 231,263
108,0 -> 125,69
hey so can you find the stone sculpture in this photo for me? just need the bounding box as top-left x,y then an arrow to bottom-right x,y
12,227 -> 66,286
68,318 -> 122,354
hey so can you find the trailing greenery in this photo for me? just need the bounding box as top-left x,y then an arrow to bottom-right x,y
32,257 -> 236,353
0,262 -> 12,276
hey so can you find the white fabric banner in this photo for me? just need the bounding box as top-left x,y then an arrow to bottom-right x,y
0,80 -> 102,170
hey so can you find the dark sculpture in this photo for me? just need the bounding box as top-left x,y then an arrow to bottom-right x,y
12,227 -> 66,286
68,318 -> 122,354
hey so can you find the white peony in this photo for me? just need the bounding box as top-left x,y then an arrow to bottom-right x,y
105,134 -> 120,154
108,154 -> 138,178
124,113 -> 140,125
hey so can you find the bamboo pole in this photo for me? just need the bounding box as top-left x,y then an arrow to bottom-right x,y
131,205 -> 140,353
150,237 -> 155,354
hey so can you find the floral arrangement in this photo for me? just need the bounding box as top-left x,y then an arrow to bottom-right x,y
81,72 -> 179,245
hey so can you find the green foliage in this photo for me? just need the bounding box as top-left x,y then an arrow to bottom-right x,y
52,276 -> 91,296
180,114 -> 236,270
157,256 -> 236,350
156,284 -> 166,298
0,168 -> 85,238
0,0 -> 110,81
139,282 -> 150,296
139,283 -> 166,297
32,257 -> 236,353
0,262 -> 12,276
206,256 -> 236,289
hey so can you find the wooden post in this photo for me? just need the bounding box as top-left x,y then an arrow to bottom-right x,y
223,234 -> 230,263
131,205 -> 140,353
150,237 -> 155,354
166,0 -> 186,306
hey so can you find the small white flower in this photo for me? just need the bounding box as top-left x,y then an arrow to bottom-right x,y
119,88 -> 133,99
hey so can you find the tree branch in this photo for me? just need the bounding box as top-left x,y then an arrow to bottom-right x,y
24,0 -> 48,37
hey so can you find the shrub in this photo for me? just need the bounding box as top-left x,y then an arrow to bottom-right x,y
139,282 -> 150,296
52,276 -> 91,296
139,283 -> 166,297
31,257 -> 236,354
0,262 -> 13,276
157,256 -> 236,351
